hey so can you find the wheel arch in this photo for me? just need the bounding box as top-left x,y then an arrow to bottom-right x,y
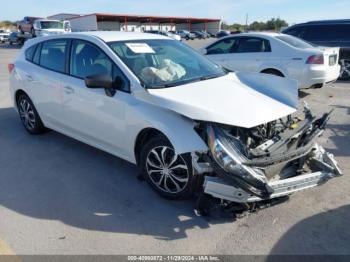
134,128 -> 170,165
14,89 -> 28,109
133,121 -> 208,166
260,68 -> 285,77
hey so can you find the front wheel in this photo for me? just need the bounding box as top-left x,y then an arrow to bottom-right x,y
30,28 -> 35,37
339,59 -> 350,81
140,135 -> 193,199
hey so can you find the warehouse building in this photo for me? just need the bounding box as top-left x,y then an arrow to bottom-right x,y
47,13 -> 221,33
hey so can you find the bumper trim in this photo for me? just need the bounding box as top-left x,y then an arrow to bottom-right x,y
204,170 -> 341,203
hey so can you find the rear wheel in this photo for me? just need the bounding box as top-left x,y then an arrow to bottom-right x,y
140,135 -> 193,199
17,94 -> 46,134
339,59 -> 350,81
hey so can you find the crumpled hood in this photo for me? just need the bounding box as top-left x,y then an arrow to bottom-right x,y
136,72 -> 298,128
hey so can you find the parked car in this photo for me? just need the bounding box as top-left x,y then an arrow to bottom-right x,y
0,29 -> 10,43
8,32 -> 20,45
230,30 -> 242,35
176,30 -> 195,40
9,32 -> 342,208
17,16 -> 43,36
200,31 -> 211,38
282,19 -> 350,80
200,32 -> 341,89
191,31 -> 206,39
145,30 -> 181,41
216,30 -> 230,38
33,19 -> 71,37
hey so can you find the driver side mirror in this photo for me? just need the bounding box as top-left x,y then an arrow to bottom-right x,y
84,74 -> 113,89
84,74 -> 126,97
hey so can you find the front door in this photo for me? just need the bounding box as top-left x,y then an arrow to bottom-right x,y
60,39 -> 131,158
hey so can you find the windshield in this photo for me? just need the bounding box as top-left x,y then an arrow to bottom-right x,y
276,35 -> 314,49
40,21 -> 64,29
108,39 -> 226,88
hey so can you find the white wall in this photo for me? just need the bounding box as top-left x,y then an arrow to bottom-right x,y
169,22 -> 221,33
70,15 -> 98,32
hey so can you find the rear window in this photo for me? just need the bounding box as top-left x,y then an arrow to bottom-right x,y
276,35 -> 314,49
25,45 -> 36,61
305,24 -> 350,41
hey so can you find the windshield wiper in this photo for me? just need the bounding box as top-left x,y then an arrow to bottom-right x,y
147,74 -> 224,89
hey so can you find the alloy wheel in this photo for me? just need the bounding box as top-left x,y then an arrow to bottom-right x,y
19,99 -> 36,131
340,59 -> 350,80
146,146 -> 189,194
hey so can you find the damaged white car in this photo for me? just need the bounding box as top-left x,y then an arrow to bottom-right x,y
9,32 -> 342,211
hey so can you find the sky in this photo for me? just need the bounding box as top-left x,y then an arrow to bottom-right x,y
0,0 -> 349,25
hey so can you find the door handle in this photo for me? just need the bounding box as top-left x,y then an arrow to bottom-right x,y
64,86 -> 74,94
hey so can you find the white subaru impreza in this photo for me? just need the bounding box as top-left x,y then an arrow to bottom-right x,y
9,32 -> 342,211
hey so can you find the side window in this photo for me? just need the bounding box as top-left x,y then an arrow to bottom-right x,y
285,26 -> 305,38
25,45 -> 36,61
235,37 -> 271,53
305,24 -> 350,41
304,25 -> 325,41
70,40 -> 112,79
206,38 -> 236,54
39,40 -> 67,73
70,40 -> 130,92
112,65 -> 129,92
33,43 -> 41,64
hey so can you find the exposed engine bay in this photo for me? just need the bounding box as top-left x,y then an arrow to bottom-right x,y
192,103 -> 343,216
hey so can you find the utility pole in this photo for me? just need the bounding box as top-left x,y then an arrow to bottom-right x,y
245,13 -> 248,32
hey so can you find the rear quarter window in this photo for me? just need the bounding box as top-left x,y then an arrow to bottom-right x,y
25,45 -> 36,61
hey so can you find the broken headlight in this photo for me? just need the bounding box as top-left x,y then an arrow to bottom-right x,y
207,124 -> 272,197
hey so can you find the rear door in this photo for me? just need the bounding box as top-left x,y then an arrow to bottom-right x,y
206,36 -> 272,73
24,39 -> 69,128
229,37 -> 272,73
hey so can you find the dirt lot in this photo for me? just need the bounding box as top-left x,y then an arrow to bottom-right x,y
0,40 -> 349,255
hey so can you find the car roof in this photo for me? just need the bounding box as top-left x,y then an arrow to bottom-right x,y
286,19 -> 350,29
26,31 -> 172,45
72,31 -> 171,42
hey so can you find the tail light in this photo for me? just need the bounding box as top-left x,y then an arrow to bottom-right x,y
8,63 -> 15,73
306,55 -> 324,64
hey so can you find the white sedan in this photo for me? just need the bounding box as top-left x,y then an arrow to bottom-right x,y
9,32 -> 342,210
200,32 -> 341,89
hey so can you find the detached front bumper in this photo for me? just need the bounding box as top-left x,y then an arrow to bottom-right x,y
203,144 -> 343,203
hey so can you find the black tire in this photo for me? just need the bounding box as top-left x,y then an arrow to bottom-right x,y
261,69 -> 284,77
185,36 -> 189,40
139,134 -> 193,199
17,94 -> 46,135
30,28 -> 35,37
339,59 -> 350,81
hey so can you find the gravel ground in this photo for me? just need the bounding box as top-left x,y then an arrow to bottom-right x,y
0,40 -> 349,255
